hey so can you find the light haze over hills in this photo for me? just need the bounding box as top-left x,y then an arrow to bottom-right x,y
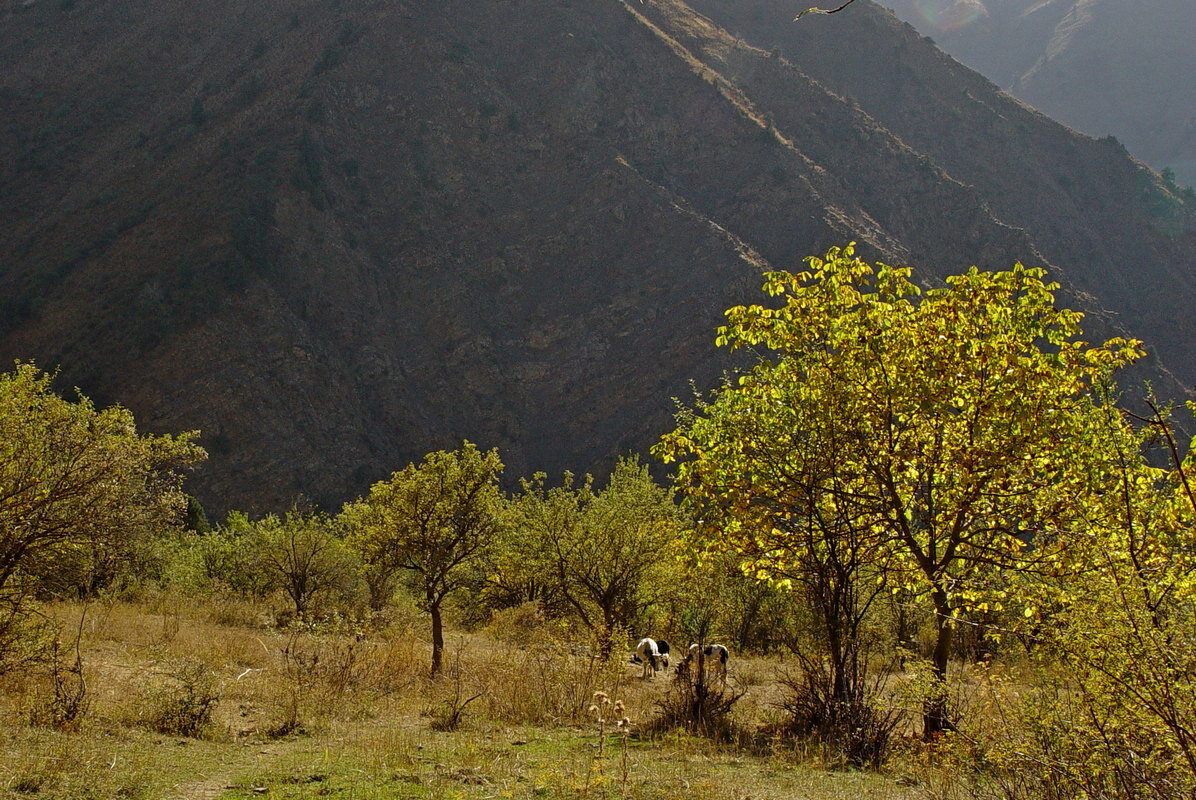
880,0 -> 1196,186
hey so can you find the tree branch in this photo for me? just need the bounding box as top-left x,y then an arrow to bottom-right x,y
795,0 -> 860,21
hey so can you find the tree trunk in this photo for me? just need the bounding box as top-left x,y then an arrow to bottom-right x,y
895,597 -> 913,654
596,606 -> 618,661
366,571 -> 395,611
923,587 -> 954,739
291,577 -> 307,617
430,597 -> 444,678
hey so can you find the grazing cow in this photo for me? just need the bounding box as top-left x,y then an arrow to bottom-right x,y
683,643 -> 730,684
630,637 -> 671,678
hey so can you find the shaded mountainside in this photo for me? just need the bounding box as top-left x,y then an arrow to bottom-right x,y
0,0 -> 1193,512
880,0 -> 1196,186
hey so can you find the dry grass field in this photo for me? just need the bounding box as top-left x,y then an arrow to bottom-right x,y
0,596 -> 947,800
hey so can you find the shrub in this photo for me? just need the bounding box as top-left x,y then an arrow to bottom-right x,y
0,596 -> 56,675
142,660 -> 221,738
28,637 -> 88,731
253,511 -> 362,617
187,513 -> 268,596
776,663 -> 900,768
650,661 -> 744,741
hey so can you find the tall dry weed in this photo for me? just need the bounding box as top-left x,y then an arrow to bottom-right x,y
27,641 -> 88,732
426,646 -> 484,731
267,625 -> 423,735
472,642 -> 627,725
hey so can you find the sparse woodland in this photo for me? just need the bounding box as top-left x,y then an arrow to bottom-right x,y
3,246 -> 1196,800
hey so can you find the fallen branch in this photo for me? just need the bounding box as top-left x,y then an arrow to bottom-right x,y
795,0 -> 860,20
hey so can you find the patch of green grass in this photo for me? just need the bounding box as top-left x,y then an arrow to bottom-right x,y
191,722 -> 919,800
0,723 -> 255,800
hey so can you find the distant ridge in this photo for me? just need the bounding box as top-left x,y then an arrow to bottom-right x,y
880,0 -> 1196,186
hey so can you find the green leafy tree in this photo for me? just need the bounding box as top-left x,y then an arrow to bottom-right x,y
184,495 -> 211,535
0,363 -> 203,597
338,498 -> 405,612
703,554 -> 799,654
0,363 -> 204,668
254,510 -> 360,618
342,442 -> 504,676
550,457 -> 685,656
657,244 -> 1141,736
190,511 -> 270,597
474,471 -> 584,618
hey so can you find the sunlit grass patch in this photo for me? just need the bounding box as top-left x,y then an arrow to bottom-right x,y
1,599 -> 929,800
0,722 -> 245,800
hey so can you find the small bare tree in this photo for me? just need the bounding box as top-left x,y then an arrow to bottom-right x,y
255,511 -> 360,618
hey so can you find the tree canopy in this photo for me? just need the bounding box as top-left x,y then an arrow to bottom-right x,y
656,244 -> 1143,735
548,457 -> 684,651
0,363 -> 205,600
341,442 -> 504,676
0,363 -> 205,670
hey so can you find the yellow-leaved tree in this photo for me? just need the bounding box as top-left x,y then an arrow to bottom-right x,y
656,244 -> 1142,738
991,399 -> 1196,798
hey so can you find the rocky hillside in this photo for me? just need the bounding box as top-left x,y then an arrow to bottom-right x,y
880,0 -> 1196,186
1,0 -> 1193,512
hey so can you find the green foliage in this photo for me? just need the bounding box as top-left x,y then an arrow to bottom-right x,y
657,244 -> 1142,736
697,560 -> 799,653
177,508 -> 361,618
474,471 -> 584,619
1160,165 -> 1196,206
184,495 -> 211,535
547,457 -> 685,651
253,510 -> 361,618
465,459 -> 687,649
341,442 -> 504,675
141,660 -> 221,738
0,363 -> 204,661
186,511 -> 269,597
0,599 -> 55,677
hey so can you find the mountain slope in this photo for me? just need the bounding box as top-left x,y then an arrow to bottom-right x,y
682,0 -> 1196,383
880,0 -> 1196,185
0,0 -> 1192,511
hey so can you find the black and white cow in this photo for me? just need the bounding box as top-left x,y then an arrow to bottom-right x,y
683,643 -> 730,683
630,637 -> 671,678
